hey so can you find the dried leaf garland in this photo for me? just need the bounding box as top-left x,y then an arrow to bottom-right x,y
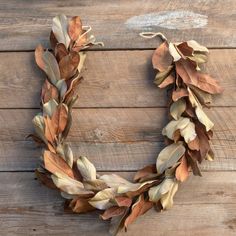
31,15 -> 223,235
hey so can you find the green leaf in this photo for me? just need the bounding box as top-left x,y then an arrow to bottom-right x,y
156,142 -> 185,175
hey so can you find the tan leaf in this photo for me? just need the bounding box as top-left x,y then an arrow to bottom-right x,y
169,42 -> 182,61
88,188 -> 116,210
175,156 -> 189,182
156,142 -> 186,175
44,116 -> 56,144
43,99 -> 58,117
83,179 -> 108,191
180,121 -> 197,143
160,180 -> 178,209
101,206 -> 127,220
42,51 -> 61,84
170,98 -> 186,120
68,16 -> 83,42
51,172 -> 93,195
52,14 -> 70,48
124,195 -> 153,229
56,143 -> 73,168
76,156 -> 97,181
44,150 -> 75,179
32,114 -> 47,144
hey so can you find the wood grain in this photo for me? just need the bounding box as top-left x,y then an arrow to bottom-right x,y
0,172 -> 235,236
0,0 -> 235,50
0,49 -> 234,108
0,107 -> 235,171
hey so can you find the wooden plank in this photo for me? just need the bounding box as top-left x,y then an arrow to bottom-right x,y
0,172 -> 235,235
0,49 -> 234,108
0,107 -> 235,171
1,140 -> 236,172
1,108 -> 235,142
0,0 -> 235,50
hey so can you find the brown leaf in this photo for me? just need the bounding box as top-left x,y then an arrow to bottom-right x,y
133,164 -> 156,182
152,41 -> 172,71
114,196 -> 132,207
35,44 -> 45,71
44,116 -> 57,144
195,122 -> 210,160
172,88 -> 189,102
50,31 -> 58,51
188,136 -> 200,151
175,156 -> 189,182
69,198 -> 95,213
51,103 -> 68,135
68,16 -> 83,42
41,80 -> 59,103
35,169 -> 57,189
55,43 -> 68,62
59,51 -> 80,80
176,59 -> 223,94
101,206 -> 127,220
158,75 -> 175,88
186,150 -> 202,176
44,150 -> 75,179
124,195 -> 153,230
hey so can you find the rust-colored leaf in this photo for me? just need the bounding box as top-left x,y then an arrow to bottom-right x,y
35,44 -> 45,71
35,169 -> 57,189
134,164 -> 156,182
51,103 -> 68,135
176,59 -> 223,94
172,88 -> 189,102
41,80 -> 59,103
101,206 -> 127,220
69,198 -> 95,213
55,43 -> 68,62
114,196 -> 132,207
59,51 -> 80,80
175,156 -> 189,182
44,150 -> 75,179
124,195 -> 153,230
68,16 -> 83,42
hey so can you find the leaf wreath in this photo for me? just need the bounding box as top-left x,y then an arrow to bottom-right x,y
30,15 -> 223,235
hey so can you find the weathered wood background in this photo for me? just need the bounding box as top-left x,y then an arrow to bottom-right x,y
0,1 -> 235,235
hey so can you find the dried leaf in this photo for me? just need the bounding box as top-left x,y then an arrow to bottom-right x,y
175,156 -> 189,182
52,172 -> 93,195
133,164 -> 156,182
52,14 -> 70,48
55,43 -> 68,62
88,188 -> 116,210
83,179 -> 108,191
176,59 -> 223,94
169,42 -> 181,61
179,121 -> 197,143
156,142 -> 186,175
41,80 -> 59,104
124,195 -> 153,229
152,41 -> 172,71
172,88 -> 189,102
114,196 -> 132,207
170,98 -> 186,120
186,150 -> 202,176
43,99 -> 58,117
32,114 -> 47,144
76,156 -> 97,181
56,143 -> 73,168
51,103 -> 68,134
69,197 -> 95,213
101,206 -> 127,220
35,44 -> 45,71
35,169 -> 56,189
59,51 -> 80,80
68,16 -> 83,42
44,150 -> 75,179
44,116 -> 56,143
42,51 -> 61,84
